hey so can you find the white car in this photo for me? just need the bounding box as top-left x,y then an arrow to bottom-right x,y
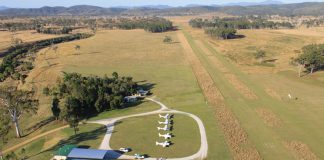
134,153 -> 145,159
119,148 -> 131,153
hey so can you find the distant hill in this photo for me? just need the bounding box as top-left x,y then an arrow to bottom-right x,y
0,2 -> 324,16
0,6 -> 9,10
222,0 -> 283,6
218,2 -> 324,16
0,5 -> 126,16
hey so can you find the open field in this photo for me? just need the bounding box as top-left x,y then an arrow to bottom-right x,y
110,114 -> 200,158
3,29 -> 230,159
0,30 -> 60,51
172,17 -> 324,159
183,23 -> 324,75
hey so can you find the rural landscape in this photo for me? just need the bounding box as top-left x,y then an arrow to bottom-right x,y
0,0 -> 323,159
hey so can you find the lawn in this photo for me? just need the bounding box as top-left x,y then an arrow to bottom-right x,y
110,114 -> 200,158
5,123 -> 105,160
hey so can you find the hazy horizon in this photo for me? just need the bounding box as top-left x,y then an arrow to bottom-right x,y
1,0 -> 324,8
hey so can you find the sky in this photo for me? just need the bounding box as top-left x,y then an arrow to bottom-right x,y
0,0 -> 323,8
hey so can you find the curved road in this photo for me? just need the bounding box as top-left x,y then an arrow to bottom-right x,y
89,98 -> 208,160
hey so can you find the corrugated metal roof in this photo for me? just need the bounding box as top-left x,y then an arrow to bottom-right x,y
67,148 -> 107,159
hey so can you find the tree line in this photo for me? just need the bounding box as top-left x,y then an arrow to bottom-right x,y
36,26 -> 73,34
43,72 -> 138,134
0,17 -> 174,33
0,33 -> 93,82
204,27 -> 237,39
108,17 -> 173,33
189,17 -> 294,30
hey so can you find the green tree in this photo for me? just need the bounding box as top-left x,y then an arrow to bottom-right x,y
254,50 -> 266,63
163,36 -> 173,43
295,44 -> 324,74
0,87 -> 38,138
51,97 -> 61,120
64,96 -> 80,135
42,87 -> 50,96
112,72 -> 119,80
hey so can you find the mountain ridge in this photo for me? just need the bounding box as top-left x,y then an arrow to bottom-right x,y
0,2 -> 323,16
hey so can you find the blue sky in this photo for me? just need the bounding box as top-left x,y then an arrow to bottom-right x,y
0,0 -> 323,8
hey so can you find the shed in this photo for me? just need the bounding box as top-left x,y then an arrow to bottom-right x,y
67,148 -> 108,160
124,96 -> 137,103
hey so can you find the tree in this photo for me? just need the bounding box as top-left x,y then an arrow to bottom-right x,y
112,72 -> 119,79
52,45 -> 58,55
254,50 -> 266,63
11,37 -> 23,47
74,45 -> 81,55
0,87 -> 39,138
64,96 -> 80,135
42,87 -> 50,96
51,97 -> 61,120
295,44 -> 324,74
163,36 -> 173,43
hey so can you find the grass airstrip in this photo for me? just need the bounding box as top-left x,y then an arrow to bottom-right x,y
2,17 -> 324,160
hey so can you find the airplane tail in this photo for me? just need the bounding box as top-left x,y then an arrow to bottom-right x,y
155,142 -> 159,146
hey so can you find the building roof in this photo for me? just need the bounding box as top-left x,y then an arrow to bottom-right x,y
55,145 -> 78,156
67,148 -> 108,159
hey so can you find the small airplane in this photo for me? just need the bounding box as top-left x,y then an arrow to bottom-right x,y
159,114 -> 169,119
134,153 -> 145,159
158,119 -> 169,125
157,125 -> 168,131
156,141 -> 170,147
159,133 -> 172,139
119,148 -> 131,153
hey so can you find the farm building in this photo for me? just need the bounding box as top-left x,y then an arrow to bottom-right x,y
124,96 -> 137,103
67,148 -> 109,160
137,89 -> 150,96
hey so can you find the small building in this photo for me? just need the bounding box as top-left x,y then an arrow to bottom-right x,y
124,96 -> 137,103
67,148 -> 108,160
137,89 -> 149,96
52,145 -> 77,160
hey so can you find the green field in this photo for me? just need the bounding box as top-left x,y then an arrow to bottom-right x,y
110,114 -> 200,158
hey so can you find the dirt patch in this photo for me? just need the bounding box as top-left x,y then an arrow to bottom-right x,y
285,141 -> 318,160
256,108 -> 282,127
178,31 -> 261,160
225,74 -> 258,100
265,88 -> 281,100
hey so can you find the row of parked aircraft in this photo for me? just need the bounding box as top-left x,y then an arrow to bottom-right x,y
156,114 -> 173,148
